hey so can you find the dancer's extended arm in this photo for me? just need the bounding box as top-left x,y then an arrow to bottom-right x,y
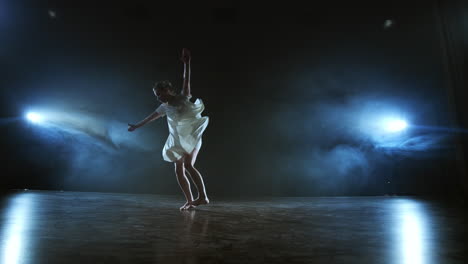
181,48 -> 191,98
128,111 -> 162,132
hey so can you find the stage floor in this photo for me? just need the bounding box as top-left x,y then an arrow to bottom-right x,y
0,190 -> 466,264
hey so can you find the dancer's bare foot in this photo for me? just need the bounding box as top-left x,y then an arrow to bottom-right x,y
192,197 -> 210,207
180,202 -> 195,211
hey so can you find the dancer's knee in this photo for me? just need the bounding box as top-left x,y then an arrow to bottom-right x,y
184,163 -> 195,171
174,158 -> 185,174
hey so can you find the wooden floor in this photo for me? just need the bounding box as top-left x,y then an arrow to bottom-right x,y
0,190 -> 466,264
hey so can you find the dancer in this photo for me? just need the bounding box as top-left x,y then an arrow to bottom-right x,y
128,48 -> 209,210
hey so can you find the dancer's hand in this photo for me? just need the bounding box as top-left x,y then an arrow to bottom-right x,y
181,48 -> 191,63
128,123 -> 137,132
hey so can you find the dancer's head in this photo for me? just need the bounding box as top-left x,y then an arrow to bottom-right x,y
153,80 -> 176,103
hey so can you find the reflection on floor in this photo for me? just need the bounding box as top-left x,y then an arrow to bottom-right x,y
0,190 -> 466,264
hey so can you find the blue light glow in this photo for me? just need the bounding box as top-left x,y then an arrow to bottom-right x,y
382,118 -> 408,132
1,194 -> 34,264
357,107 -> 411,147
394,200 -> 431,264
22,107 -> 156,151
26,112 -> 43,123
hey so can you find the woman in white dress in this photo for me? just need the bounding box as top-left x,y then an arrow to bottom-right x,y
128,48 -> 209,210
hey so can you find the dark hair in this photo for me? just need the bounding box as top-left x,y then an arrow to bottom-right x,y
154,80 -> 174,92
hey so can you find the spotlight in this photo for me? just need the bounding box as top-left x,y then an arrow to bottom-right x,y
382,118 -> 408,132
26,112 -> 43,123
383,19 -> 394,29
48,10 -> 56,19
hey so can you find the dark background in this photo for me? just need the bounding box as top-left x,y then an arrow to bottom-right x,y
1,0 -> 467,197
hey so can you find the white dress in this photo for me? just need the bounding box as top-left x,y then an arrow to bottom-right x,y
155,95 -> 209,162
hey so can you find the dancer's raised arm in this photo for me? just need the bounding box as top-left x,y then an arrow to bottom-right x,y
181,48 -> 191,98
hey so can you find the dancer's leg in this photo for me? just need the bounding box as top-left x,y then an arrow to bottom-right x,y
184,147 -> 209,206
175,157 -> 194,210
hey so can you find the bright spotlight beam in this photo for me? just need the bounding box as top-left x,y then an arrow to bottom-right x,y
382,119 -> 408,132
26,112 -> 43,123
